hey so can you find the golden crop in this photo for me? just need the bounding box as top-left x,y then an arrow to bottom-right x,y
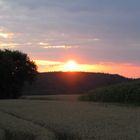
0,100 -> 140,140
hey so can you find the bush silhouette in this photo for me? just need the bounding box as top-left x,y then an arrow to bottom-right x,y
80,79 -> 140,103
0,49 -> 37,99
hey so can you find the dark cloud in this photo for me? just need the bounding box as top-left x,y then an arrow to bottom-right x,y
0,0 -> 140,66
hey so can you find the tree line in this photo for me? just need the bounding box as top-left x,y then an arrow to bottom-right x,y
0,49 -> 37,99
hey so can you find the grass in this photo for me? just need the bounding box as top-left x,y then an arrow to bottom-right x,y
0,100 -> 140,139
80,80 -> 140,103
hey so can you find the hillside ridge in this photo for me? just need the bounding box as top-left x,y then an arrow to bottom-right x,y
22,72 -> 131,95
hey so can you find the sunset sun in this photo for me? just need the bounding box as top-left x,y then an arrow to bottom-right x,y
63,60 -> 78,71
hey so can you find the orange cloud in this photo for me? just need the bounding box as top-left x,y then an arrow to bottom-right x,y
0,43 -> 19,48
34,59 -> 140,78
0,32 -> 14,39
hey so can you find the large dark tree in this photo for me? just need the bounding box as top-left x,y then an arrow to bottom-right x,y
0,49 -> 37,99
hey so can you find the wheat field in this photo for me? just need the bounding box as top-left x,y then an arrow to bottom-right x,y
0,100 -> 140,140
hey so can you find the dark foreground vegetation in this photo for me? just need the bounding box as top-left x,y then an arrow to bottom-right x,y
22,72 -> 131,95
80,79 -> 140,103
0,49 -> 37,99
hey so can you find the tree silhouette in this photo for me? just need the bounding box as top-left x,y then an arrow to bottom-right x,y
0,49 -> 37,99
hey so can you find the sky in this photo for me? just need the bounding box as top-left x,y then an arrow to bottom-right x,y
0,0 -> 140,78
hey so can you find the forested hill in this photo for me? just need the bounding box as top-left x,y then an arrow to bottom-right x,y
22,72 -> 131,95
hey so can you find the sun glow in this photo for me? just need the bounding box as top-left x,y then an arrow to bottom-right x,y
63,60 -> 78,71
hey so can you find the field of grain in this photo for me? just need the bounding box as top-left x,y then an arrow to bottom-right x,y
21,94 -> 81,101
0,100 -> 140,140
